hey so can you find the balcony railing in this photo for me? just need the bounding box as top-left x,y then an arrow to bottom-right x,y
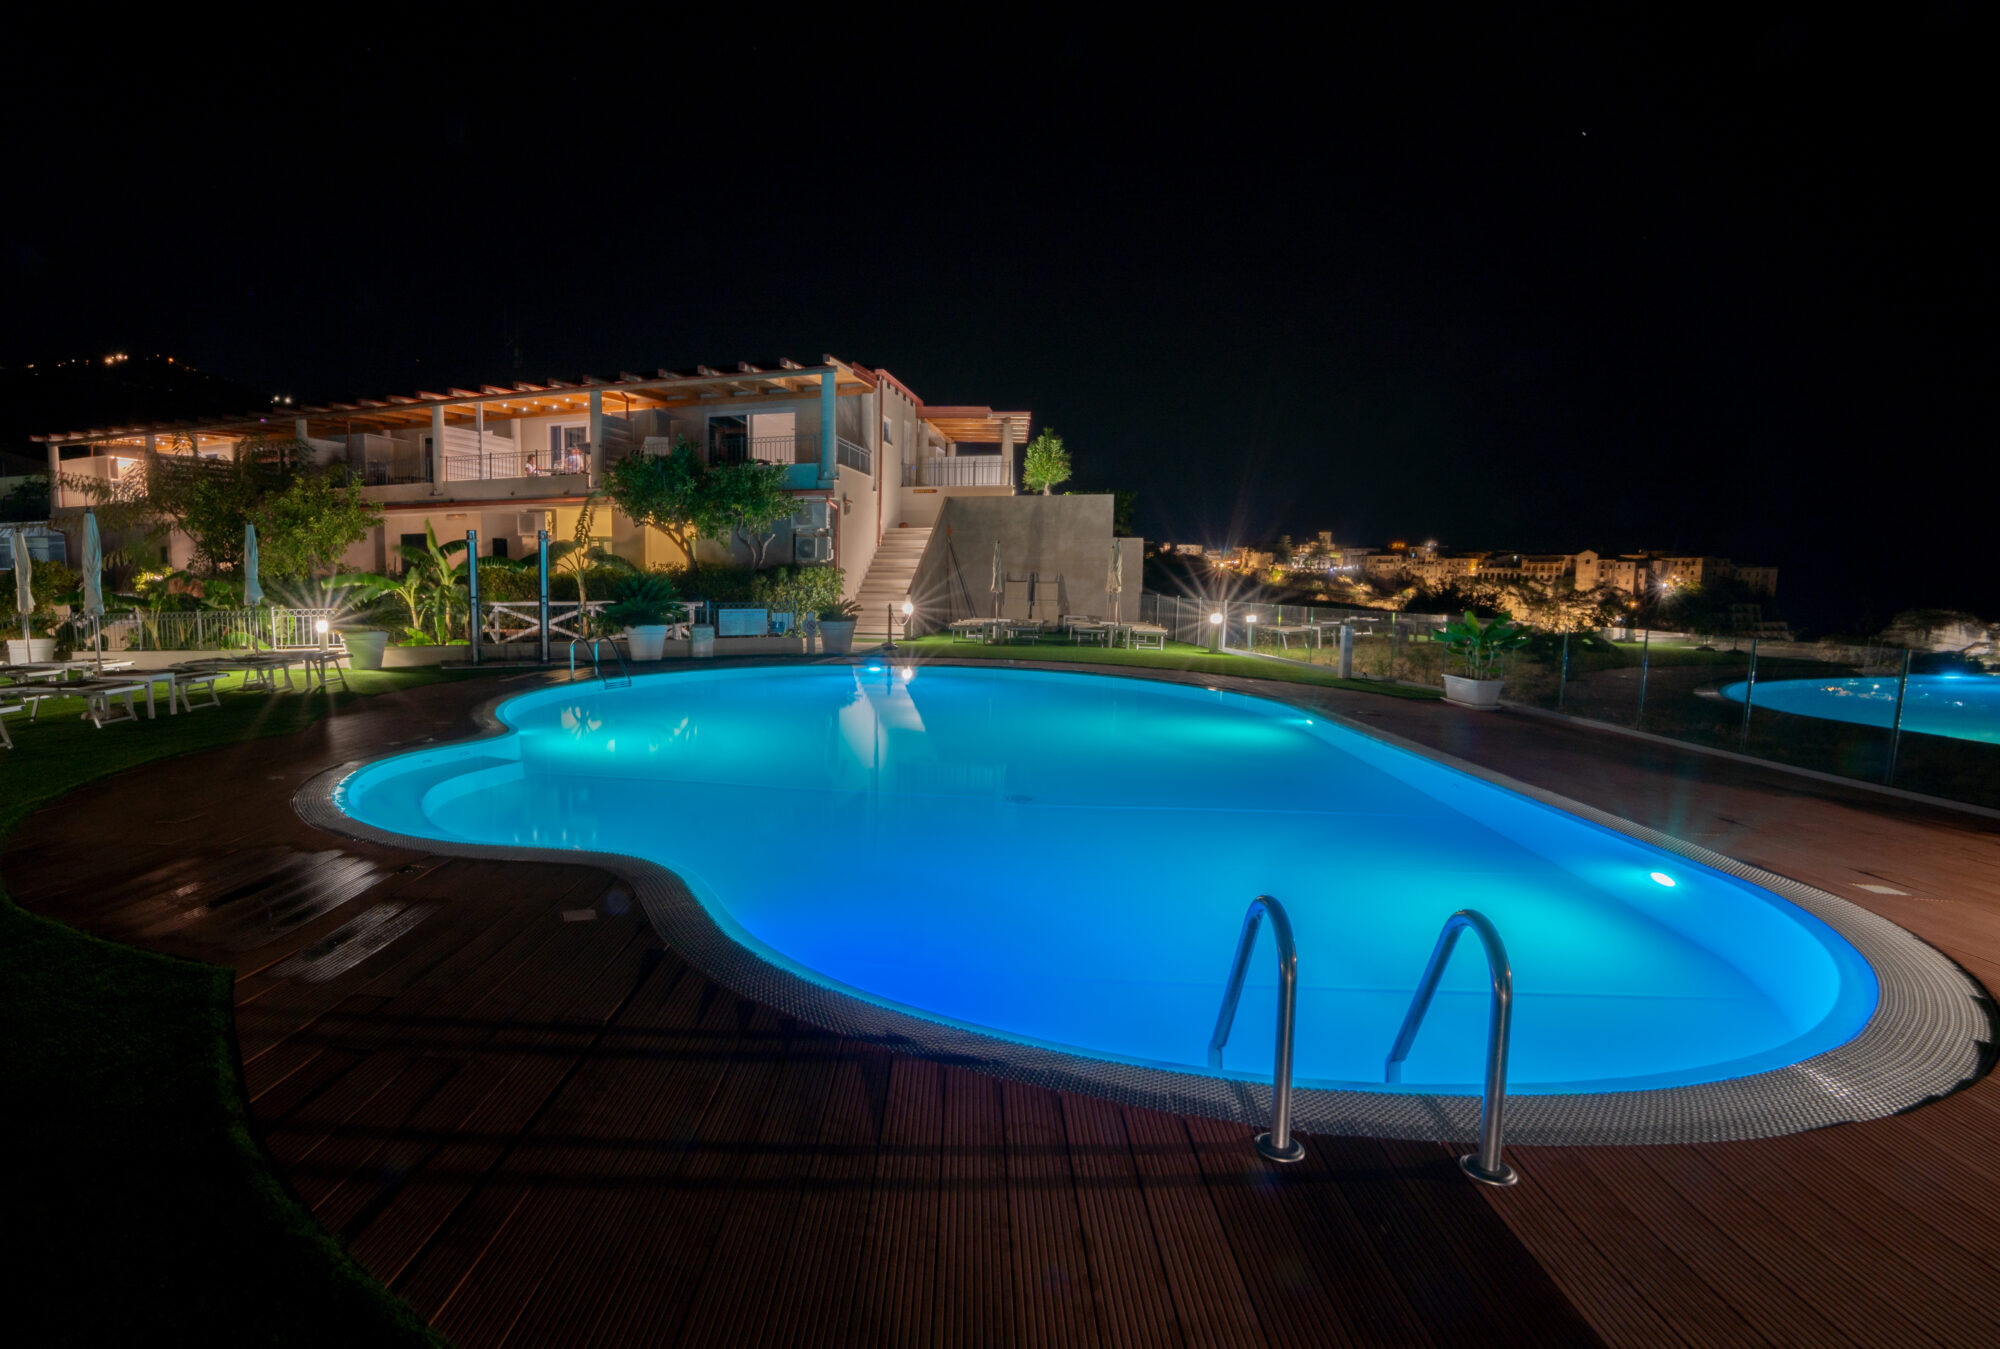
442,447 -> 587,482
709,432 -> 819,467
835,437 -> 872,476
904,455 -> 1009,487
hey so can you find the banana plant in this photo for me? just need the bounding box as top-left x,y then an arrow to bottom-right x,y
1438,610 -> 1529,680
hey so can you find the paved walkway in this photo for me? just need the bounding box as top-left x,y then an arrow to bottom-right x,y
9,660 -> 1998,1347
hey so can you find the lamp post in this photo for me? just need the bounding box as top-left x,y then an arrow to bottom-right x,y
883,598 -> 913,652
1245,610 -> 1259,652
1208,609 -> 1224,653
315,618 -> 328,651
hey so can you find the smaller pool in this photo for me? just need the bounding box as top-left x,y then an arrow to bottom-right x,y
1721,672 -> 2000,745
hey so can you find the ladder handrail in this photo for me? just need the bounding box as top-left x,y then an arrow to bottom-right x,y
1208,895 -> 1305,1163
568,636 -> 632,687
1383,908 -> 1518,1186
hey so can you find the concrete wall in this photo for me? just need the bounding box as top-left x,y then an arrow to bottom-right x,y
834,463 -> 879,601
905,493 -> 1137,630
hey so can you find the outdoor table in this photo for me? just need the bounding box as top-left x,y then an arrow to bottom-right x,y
948,618 -> 1000,642
1267,623 -> 1320,650
1069,622 -> 1113,646
1120,622 -> 1168,650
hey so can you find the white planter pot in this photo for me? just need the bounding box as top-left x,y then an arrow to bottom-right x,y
819,620 -> 856,655
6,638 -> 57,664
342,629 -> 390,670
1443,674 -> 1504,709
625,625 -> 670,661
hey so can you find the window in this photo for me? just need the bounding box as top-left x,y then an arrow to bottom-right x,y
882,416 -> 893,445
491,536 -> 509,559
400,533 -> 427,571
549,424 -> 588,472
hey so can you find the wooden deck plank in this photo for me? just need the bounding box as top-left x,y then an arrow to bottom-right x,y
1058,1093 -> 1186,1349
851,1055 -> 945,1347
755,1040 -> 890,1349
1001,1080 -> 1101,1348
1121,1106 -> 1267,1349
669,1020 -> 844,1349
1570,1147 -> 1861,1348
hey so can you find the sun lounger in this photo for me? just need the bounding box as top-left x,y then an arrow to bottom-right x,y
66,677 -> 146,728
1123,622 -> 1168,650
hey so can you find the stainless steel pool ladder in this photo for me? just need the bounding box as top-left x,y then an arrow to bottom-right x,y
569,637 -> 631,688
1384,909 -> 1518,1186
1209,895 -> 1306,1163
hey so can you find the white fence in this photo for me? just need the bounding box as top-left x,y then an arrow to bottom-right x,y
98,607 -> 344,652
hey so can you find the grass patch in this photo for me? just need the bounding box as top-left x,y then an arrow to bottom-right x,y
899,635 -> 1441,698
1,667 -> 493,1347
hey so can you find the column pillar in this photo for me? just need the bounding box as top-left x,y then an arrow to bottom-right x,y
294,417 -> 309,443
1001,416 -> 1016,490
430,403 -> 446,493
47,442 -> 62,510
588,390 -> 604,481
819,367 -> 837,487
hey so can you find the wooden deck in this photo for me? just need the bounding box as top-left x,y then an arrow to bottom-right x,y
9,665 -> 1999,1347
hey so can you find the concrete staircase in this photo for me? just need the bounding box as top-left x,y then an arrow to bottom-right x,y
852,526 -> 934,641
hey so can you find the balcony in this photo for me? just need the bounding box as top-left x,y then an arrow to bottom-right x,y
904,455 -> 1009,488
442,446 -> 587,481
708,432 -> 819,467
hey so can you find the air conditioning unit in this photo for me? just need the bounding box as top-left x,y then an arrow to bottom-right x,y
792,497 -> 832,533
796,533 -> 832,563
516,510 -> 548,535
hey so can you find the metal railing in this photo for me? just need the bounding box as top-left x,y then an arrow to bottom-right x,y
98,606 -> 343,652
1208,895 -> 1305,1163
1384,909 -> 1517,1186
442,447 -> 587,481
906,455 -> 1009,488
835,437 -> 872,476
710,432 -> 819,467
569,636 -> 631,687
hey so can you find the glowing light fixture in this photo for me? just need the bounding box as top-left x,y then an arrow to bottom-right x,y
1649,871 -> 1676,887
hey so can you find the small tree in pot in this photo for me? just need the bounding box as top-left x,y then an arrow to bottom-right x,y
602,574 -> 683,661
816,599 -> 861,656
1438,610 -> 1528,709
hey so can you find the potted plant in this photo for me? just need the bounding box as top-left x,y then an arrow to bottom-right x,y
602,575 -> 682,661
341,626 -> 391,670
816,599 -> 861,656
1438,610 -> 1529,709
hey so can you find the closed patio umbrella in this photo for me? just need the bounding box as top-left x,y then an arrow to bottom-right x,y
11,528 -> 30,642
990,539 -> 1002,619
1107,538 -> 1123,627
243,521 -> 264,649
82,512 -> 104,671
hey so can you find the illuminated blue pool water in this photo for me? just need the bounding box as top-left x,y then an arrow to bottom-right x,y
1721,672 -> 2000,745
338,666 -> 1877,1094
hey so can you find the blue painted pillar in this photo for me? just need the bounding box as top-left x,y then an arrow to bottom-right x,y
819,366 -> 837,486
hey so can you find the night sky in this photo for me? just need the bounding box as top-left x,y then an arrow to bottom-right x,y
6,10 -> 1992,633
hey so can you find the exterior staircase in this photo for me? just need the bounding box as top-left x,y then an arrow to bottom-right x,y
852,526 -> 933,642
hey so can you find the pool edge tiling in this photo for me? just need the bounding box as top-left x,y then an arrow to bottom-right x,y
295,667 -> 1992,1147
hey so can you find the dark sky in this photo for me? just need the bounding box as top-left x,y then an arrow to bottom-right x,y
5,8 -> 1993,633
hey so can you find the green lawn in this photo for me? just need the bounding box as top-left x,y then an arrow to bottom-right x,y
1,668 -> 488,1347
897,635 -> 1442,698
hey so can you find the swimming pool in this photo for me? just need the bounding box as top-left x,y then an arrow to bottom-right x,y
332,665 -> 1907,1110
1721,672 -> 2000,744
